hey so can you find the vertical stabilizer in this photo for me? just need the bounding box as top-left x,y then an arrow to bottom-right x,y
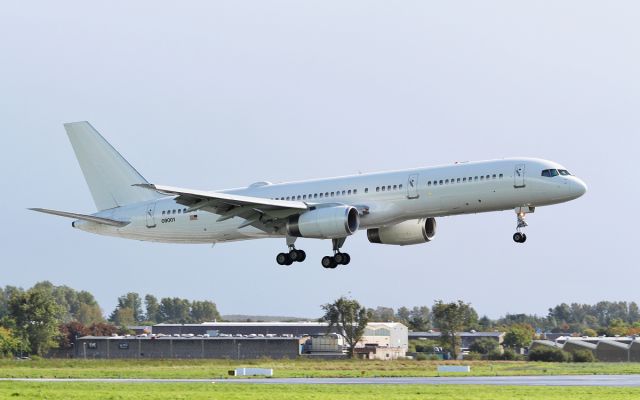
64,121 -> 163,211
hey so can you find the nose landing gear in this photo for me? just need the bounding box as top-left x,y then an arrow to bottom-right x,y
513,207 -> 533,243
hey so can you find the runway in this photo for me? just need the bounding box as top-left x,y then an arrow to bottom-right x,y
3,375 -> 640,386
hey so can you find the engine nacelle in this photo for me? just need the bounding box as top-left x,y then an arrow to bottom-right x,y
287,206 -> 359,239
367,217 -> 436,246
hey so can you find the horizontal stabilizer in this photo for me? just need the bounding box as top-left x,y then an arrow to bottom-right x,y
29,208 -> 130,227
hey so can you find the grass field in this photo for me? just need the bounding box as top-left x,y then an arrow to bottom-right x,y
1,382 -> 640,400
2,359 -> 640,379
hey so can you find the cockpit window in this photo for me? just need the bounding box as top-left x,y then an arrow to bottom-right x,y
541,169 -> 559,177
558,169 -> 571,176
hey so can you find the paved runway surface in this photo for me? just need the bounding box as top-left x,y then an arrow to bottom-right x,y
3,375 -> 640,386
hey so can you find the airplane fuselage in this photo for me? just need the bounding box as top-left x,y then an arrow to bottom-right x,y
76,157 -> 587,244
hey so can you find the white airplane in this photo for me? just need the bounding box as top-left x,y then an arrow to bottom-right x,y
32,122 -> 587,268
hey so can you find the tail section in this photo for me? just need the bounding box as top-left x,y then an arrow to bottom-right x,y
64,121 -> 163,211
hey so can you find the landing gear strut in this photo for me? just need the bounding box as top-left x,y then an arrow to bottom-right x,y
276,237 -> 306,266
321,238 -> 351,269
513,207 -> 533,243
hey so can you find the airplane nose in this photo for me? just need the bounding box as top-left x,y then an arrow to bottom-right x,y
573,178 -> 587,198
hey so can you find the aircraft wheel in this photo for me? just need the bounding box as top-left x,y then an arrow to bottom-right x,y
513,232 -> 524,243
334,253 -> 345,265
297,250 -> 306,262
341,253 -> 351,265
321,256 -> 335,269
520,234 -> 527,243
276,252 -> 291,265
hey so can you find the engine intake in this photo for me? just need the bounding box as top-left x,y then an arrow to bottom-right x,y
367,217 -> 436,246
287,206 -> 359,239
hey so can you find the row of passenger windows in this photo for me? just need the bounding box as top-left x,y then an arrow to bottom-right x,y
272,189 -> 359,201
541,169 -> 571,177
162,208 -> 188,215
427,173 -> 503,187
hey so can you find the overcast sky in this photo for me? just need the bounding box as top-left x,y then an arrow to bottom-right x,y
2,1 -> 638,320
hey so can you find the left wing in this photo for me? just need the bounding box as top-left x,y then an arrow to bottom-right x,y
136,184 -> 308,229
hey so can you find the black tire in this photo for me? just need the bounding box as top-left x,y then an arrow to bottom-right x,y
521,234 -> 527,243
276,252 -> 288,265
342,253 -> 351,265
284,255 -> 293,265
289,249 -> 300,262
298,250 -> 307,262
329,259 -> 338,269
513,232 -> 523,243
321,256 -> 334,269
334,253 -> 345,265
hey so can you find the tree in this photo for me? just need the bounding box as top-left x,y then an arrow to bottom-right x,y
321,297 -> 369,358
368,307 -> 395,322
468,337 -> 499,355
159,297 -> 191,323
432,300 -> 475,359
408,306 -> 431,332
110,293 -> 143,324
145,294 -> 161,323
58,321 -> 90,349
503,323 -> 535,349
190,300 -> 221,323
0,327 -> 23,357
9,288 -> 62,355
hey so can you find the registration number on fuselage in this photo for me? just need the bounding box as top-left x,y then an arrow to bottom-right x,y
161,217 -> 176,224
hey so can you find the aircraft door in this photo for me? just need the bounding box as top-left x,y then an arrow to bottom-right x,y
514,164 -> 526,188
146,202 -> 157,228
407,174 -> 420,199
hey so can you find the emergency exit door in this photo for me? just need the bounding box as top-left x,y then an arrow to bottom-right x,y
407,174 -> 420,199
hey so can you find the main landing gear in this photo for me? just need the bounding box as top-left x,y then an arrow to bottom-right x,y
513,207 -> 533,244
276,237 -> 306,266
321,238 -> 351,269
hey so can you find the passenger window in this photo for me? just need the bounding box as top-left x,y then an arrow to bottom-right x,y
320,193 -> 323,198
457,178 -> 461,183
393,185 -> 397,190
445,179 -> 449,184
433,181 -> 437,186
331,192 -> 334,197
172,210 -> 176,214
492,174 -> 496,179
387,185 -> 391,191
399,184 -> 402,189
463,178 -> 466,182
381,186 -> 386,192
314,194 -> 318,198
365,188 -> 369,193
297,195 -> 301,200
303,195 -> 307,200
353,189 -> 357,194
480,176 -> 484,181
474,176 -> 478,181
439,180 -> 443,185
325,192 -> 329,197
486,175 -> 490,179
428,181 -> 432,186
178,209 -> 182,214
499,174 -> 503,178
162,211 -> 166,215
376,187 -> 380,192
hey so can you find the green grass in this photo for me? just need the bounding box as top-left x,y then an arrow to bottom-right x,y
1,382 -> 639,400
1,359 -> 640,379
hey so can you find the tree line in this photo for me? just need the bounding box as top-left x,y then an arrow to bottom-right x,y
0,282 -> 221,357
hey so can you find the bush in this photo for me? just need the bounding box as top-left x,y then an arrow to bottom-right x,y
415,353 -> 429,361
487,347 -> 522,361
469,338 -> 499,355
528,347 -> 571,362
463,352 -> 482,361
570,349 -> 595,363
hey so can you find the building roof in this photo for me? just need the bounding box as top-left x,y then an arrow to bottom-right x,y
410,331 -> 504,338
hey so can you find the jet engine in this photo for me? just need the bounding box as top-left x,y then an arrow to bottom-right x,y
287,206 -> 359,239
367,217 -> 436,245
